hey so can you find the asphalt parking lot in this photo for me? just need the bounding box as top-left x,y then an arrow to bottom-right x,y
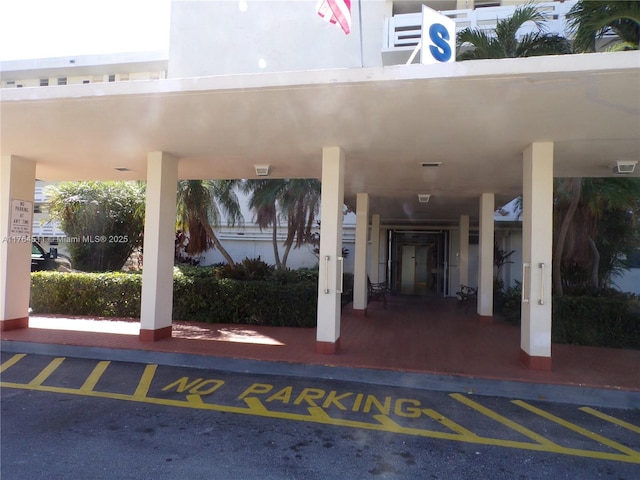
2,351 -> 639,477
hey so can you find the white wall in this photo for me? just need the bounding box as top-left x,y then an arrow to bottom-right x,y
168,0 -> 390,78
200,220 -> 356,273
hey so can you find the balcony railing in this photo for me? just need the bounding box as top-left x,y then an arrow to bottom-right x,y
382,1 -> 577,65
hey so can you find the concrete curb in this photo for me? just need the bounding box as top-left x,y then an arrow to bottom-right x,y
3,340 -> 639,410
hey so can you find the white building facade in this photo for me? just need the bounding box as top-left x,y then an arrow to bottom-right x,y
2,0 -> 639,369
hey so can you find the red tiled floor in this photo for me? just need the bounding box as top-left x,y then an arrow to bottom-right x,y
2,296 -> 639,392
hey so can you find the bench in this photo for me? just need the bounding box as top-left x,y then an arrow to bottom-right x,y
368,277 -> 389,309
456,284 -> 477,314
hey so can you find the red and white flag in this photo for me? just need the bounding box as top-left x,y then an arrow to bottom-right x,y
316,0 -> 351,35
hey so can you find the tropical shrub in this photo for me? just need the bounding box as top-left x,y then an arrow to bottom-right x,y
46,181 -> 145,272
31,267 -> 318,327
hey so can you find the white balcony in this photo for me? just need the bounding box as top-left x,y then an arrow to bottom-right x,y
382,1 -> 577,65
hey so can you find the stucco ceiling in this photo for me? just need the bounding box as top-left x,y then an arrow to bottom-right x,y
2,52 -> 639,226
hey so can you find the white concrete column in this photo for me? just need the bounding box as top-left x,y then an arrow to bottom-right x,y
140,151 -> 178,341
369,213 -> 381,283
316,146 -> 345,354
0,155 -> 36,330
520,142 -> 554,370
478,193 -> 494,319
459,215 -> 470,288
352,193 -> 369,314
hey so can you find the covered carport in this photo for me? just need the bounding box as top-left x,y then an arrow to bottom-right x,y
2,51 -> 639,369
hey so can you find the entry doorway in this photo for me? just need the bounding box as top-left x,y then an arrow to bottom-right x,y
391,231 -> 448,297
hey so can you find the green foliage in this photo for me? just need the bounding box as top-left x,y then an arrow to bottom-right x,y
456,2 -> 572,60
241,179 -> 322,270
553,291 -> 640,348
30,271 -> 142,317
554,177 -> 640,291
214,257 -> 275,280
176,180 -> 242,266
497,281 -> 523,324
46,181 -> 145,272
496,281 -> 639,348
31,267 -> 319,327
566,1 -> 640,52
173,277 -> 317,327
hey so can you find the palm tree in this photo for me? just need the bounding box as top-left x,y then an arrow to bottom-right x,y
456,3 -> 572,60
553,178 -> 640,294
176,180 -> 243,267
242,178 -> 321,270
241,179 -> 286,269
566,1 -> 640,52
279,179 -> 321,269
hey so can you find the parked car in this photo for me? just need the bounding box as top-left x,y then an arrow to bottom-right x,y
31,241 -> 72,272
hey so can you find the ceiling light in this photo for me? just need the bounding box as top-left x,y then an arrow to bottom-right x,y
418,194 -> 431,203
420,162 -> 442,168
254,165 -> 271,176
612,161 -> 637,175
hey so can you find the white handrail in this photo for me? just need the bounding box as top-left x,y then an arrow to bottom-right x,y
538,262 -> 545,305
522,263 -> 530,304
324,255 -> 330,294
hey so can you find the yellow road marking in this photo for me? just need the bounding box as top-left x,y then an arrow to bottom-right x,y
133,364 -> 157,399
186,394 -> 205,406
3,355 -> 640,465
0,353 -> 26,373
422,407 -> 481,439
28,357 -> 65,386
80,361 -> 111,392
513,400 -> 640,459
580,407 -> 640,434
451,393 -> 558,447
244,396 -> 269,414
3,379 -> 639,464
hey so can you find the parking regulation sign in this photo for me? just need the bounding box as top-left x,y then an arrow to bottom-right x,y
10,199 -> 33,235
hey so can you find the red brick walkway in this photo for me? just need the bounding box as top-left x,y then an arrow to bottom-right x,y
2,296 -> 639,392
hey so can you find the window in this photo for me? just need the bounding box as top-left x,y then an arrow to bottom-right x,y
40,78 -> 49,86
108,74 -> 116,82
57,77 -> 67,85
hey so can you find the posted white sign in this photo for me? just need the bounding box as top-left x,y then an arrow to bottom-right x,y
421,6 -> 456,65
10,199 -> 33,235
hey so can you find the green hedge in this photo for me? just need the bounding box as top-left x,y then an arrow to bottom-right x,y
30,270 -> 317,327
497,283 -> 639,349
31,271 -> 142,317
173,277 -> 317,327
552,295 -> 640,349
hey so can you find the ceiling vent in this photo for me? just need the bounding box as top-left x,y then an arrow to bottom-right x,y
254,165 -> 271,176
420,162 -> 442,168
612,161 -> 637,175
418,194 -> 431,203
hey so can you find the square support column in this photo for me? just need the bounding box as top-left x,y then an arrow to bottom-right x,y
477,193 -> 494,320
352,193 -> 369,315
369,214 -> 381,283
520,142 -> 554,370
140,151 -> 178,341
316,146 -> 345,354
459,215 -> 470,289
1,155 -> 36,330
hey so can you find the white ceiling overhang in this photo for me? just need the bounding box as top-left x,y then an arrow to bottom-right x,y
2,51 -> 639,225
